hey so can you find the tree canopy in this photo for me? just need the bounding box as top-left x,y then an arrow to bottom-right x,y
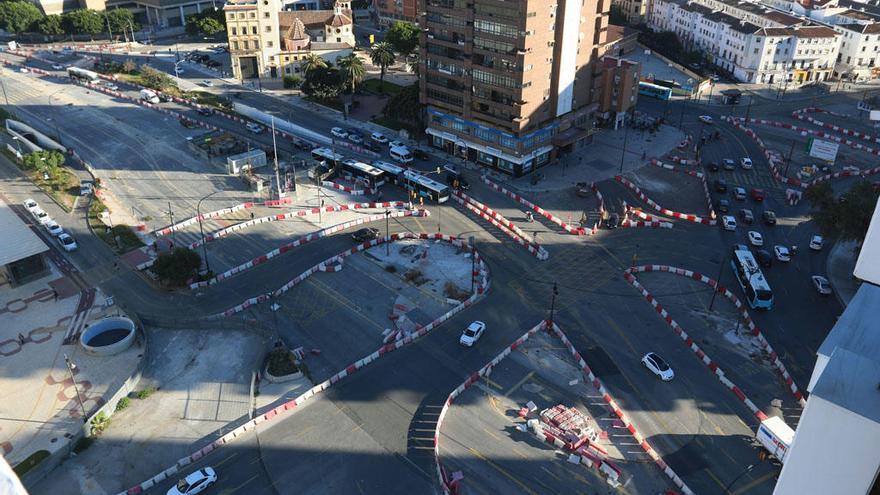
300,66 -> 344,100
105,8 -> 139,35
62,9 -> 104,35
0,1 -> 43,33
336,54 -> 366,94
153,248 -> 202,286
384,21 -> 419,56
139,64 -> 174,90
35,14 -> 64,35
805,180 -> 880,243
369,42 -> 396,91
23,150 -> 65,172
383,82 -> 420,125
185,9 -> 225,36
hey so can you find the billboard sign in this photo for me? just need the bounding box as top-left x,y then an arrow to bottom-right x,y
808,138 -> 839,162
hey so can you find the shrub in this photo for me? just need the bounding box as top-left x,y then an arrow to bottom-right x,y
115,397 -> 130,411
12,450 -> 50,476
267,348 -> 299,376
384,264 -> 397,273
283,74 -> 302,89
152,248 -> 201,286
90,411 -> 110,435
136,387 -> 156,399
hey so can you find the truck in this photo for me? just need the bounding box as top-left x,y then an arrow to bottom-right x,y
139,88 -> 160,104
755,416 -> 794,463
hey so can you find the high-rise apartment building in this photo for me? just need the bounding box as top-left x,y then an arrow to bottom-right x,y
419,0 -> 615,177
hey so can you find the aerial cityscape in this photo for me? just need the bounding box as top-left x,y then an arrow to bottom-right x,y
0,0 -> 878,491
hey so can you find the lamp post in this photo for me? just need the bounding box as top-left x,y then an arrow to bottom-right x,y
548,282 -> 559,325
197,190 -> 223,275
709,253 -> 727,311
469,236 -> 476,294
385,209 -> 391,256
64,354 -> 88,423
744,95 -> 754,122
723,464 -> 754,494
619,111 -> 631,174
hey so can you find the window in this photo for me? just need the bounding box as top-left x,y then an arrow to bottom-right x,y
474,19 -> 519,38
265,25 -> 271,32
232,27 -> 237,35
243,40 -> 249,49
254,40 -> 259,49
238,13 -> 245,18
264,12 -> 269,18
249,12 -> 255,18
427,88 -> 464,106
268,41 -> 273,47
227,13 -> 234,20
473,69 -> 517,88
252,26 -> 257,34
233,41 -> 239,50
473,37 -> 515,55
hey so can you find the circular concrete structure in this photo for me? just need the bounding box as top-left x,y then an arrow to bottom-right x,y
80,317 -> 136,356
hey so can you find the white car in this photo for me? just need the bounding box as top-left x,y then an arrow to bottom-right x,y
167,467 -> 217,495
811,275 -> 832,295
23,198 -> 39,213
32,208 -> 52,226
699,115 -> 714,124
245,122 -> 263,134
102,81 -> 119,91
45,220 -> 64,236
740,157 -> 753,170
347,133 -> 364,144
19,67 -> 29,73
748,231 -> 764,246
389,140 -> 406,149
459,321 -> 486,347
201,79 -> 213,87
722,215 -> 737,231
57,233 -> 77,251
371,132 -> 388,144
773,245 -> 791,262
809,235 -> 824,251
642,352 -> 674,381
331,127 -> 349,139
51,63 -> 64,70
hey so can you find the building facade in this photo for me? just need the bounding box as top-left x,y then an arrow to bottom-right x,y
419,0 -> 637,177
224,0 -> 355,80
106,0 -> 218,28
373,0 -> 418,23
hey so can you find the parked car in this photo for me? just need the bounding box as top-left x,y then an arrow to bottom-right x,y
351,227 -> 380,242
811,275 -> 832,295
699,115 -> 714,124
763,210 -> 777,225
714,179 -> 728,193
347,133 -> 364,144
45,220 -> 63,236
459,321 -> 486,347
722,215 -> 737,231
734,187 -> 747,200
446,171 -> 469,191
716,199 -> 730,214
23,198 -> 39,213
741,157 -> 753,170
748,230 -> 764,246
245,122 -> 263,134
167,467 -> 217,495
100,81 -> 119,91
330,127 -> 348,139
722,158 -> 736,170
756,249 -> 773,268
197,107 -> 212,116
809,235 -> 824,251
412,148 -> 430,160
641,352 -> 674,381
31,207 -> 52,226
370,132 -> 388,144
389,140 -> 406,149
774,245 -> 791,262
51,63 -> 64,70
739,208 -> 754,224
201,79 -> 213,87
751,188 -> 765,201
707,162 -> 720,172
57,233 -> 77,252
159,93 -> 174,103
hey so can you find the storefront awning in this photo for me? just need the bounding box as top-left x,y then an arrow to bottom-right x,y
552,126 -> 594,147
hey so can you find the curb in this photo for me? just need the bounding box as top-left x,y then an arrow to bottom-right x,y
624,265 -> 807,408
615,176 -> 717,225
451,191 -> 549,260
480,176 -> 589,235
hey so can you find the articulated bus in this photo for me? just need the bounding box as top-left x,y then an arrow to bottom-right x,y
341,160 -> 385,189
372,160 -> 406,185
311,147 -> 343,165
402,169 -> 450,203
638,81 -> 673,100
67,67 -> 100,83
731,249 -> 773,310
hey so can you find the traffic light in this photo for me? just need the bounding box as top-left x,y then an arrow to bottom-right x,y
369,34 -> 375,44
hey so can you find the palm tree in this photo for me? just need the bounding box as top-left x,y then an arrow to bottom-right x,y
369,42 -> 396,93
300,53 -> 327,76
337,54 -> 366,95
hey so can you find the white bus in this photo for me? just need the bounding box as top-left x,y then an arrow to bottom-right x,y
341,160 -> 385,189
372,160 -> 406,185
311,147 -> 344,165
67,67 -> 100,83
731,249 -> 773,310
402,169 -> 450,203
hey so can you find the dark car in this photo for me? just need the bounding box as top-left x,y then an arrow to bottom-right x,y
714,179 -> 728,193
722,159 -> 736,170
446,172 -> 470,191
739,208 -> 754,224
197,107 -> 212,116
763,210 -> 777,225
756,249 -> 773,268
751,188 -> 766,201
292,138 -> 313,151
604,213 -> 620,229
351,227 -> 380,242
716,199 -> 730,213
412,148 -> 430,160
707,162 -> 720,172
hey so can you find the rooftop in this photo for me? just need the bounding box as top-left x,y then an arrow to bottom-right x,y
811,347 -> 880,424
818,283 -> 880,360
0,201 -> 48,267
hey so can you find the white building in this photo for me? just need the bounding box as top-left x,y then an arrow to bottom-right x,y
649,0 -> 840,83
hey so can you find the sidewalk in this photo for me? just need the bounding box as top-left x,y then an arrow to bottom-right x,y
826,239 -> 862,307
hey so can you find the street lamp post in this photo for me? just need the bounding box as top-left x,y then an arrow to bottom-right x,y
470,236 -> 476,294
197,190 -> 223,275
709,253 -> 727,311
385,209 -> 391,256
744,96 -> 754,122
548,282 -> 559,325
723,464 -> 755,494
63,354 -> 88,423
619,112 -> 631,174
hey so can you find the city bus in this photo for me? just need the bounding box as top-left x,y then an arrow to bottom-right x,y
372,160 -> 406,185
402,169 -> 450,203
638,81 -> 673,100
67,67 -> 100,83
341,159 -> 385,189
731,249 -> 773,310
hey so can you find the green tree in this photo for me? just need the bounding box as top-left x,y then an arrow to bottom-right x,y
300,53 -> 328,76
0,1 -> 43,33
383,82 -> 420,125
336,53 -> 366,94
139,64 -> 173,90
36,14 -> 64,35
105,9 -> 139,37
300,66 -> 343,100
806,180 -> 880,243
122,58 -> 137,73
152,248 -> 202,286
384,21 -> 419,56
369,41 -> 396,93
23,150 -> 65,174
185,9 -> 225,36
62,9 -> 104,36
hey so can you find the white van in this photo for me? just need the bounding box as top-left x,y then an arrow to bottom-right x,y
139,88 -> 160,104
390,146 -> 413,164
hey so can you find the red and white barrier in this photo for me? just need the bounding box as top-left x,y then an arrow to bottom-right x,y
321,181 -> 375,196
451,191 -> 549,260
624,265 -> 806,408
620,220 -> 673,229
615,176 -> 716,226
647,160 -> 715,219
190,209 -> 427,289
792,107 -> 880,145
480,176 -> 588,235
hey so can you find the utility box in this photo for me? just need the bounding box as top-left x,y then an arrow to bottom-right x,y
227,149 -> 267,175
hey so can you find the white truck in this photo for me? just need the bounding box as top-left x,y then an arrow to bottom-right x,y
139,88 -> 160,104
756,416 -> 794,463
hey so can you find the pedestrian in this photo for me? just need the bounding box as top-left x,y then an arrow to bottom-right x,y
113,261 -> 118,271
52,288 -> 58,301
641,150 -> 647,160
250,211 -> 255,220
17,333 -> 25,345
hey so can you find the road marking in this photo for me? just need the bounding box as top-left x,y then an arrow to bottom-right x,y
467,446 -> 540,495
213,452 -> 238,468
482,376 -> 503,390
732,469 -> 777,494
504,371 -> 535,398
216,474 -> 259,494
540,466 -> 562,482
